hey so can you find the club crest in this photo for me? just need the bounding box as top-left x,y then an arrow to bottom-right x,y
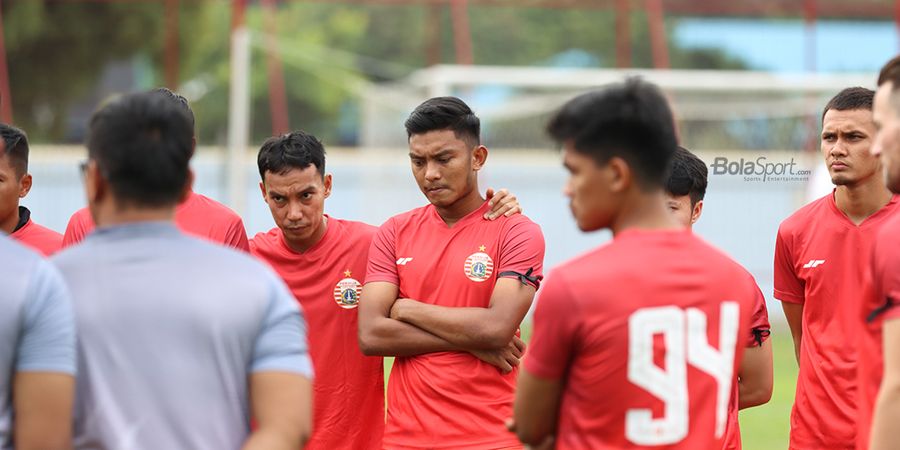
464,246 -> 494,282
333,270 -> 362,309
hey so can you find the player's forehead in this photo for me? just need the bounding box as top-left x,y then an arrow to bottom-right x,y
874,84 -> 900,123
408,129 -> 469,157
822,108 -> 875,134
263,165 -> 323,192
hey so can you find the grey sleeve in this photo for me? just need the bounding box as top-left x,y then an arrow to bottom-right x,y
250,273 -> 314,377
17,260 -> 77,375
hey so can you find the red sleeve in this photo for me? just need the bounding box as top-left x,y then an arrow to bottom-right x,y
224,217 -> 250,252
61,209 -> 91,248
497,220 -> 545,289
365,218 -> 399,285
745,284 -> 771,347
524,273 -> 578,380
880,249 -> 900,322
773,226 -> 804,304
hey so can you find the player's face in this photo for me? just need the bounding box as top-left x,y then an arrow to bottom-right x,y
0,151 -> 28,230
821,108 -> 880,187
260,165 -> 332,250
873,83 -> 900,193
562,145 -> 618,231
666,194 -> 701,229
408,129 -> 485,209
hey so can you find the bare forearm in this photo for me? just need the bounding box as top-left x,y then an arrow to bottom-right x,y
738,379 -> 770,409
871,384 -> 900,450
393,299 -> 517,350
359,315 -> 460,357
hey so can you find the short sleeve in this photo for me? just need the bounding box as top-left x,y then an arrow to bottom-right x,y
62,209 -> 91,248
17,260 -> 76,375
225,217 -> 250,252
251,273 -> 314,377
745,284 -> 771,348
497,220 -> 545,289
523,273 -> 578,380
365,218 -> 399,286
880,247 -> 900,323
773,226 -> 804,304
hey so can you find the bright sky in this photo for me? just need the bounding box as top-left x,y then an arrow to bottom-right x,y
675,19 -> 898,73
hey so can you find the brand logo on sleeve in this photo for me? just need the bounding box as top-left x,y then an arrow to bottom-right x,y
396,257 -> 414,266
464,245 -> 494,282
333,270 -> 362,309
802,259 -> 825,268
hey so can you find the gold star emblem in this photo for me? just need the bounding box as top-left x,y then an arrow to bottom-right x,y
479,245 -> 486,252
344,269 -> 352,278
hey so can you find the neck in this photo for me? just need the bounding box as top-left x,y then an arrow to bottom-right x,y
834,176 -> 893,225
0,205 -> 20,234
92,202 -> 176,228
435,188 -> 485,227
610,189 -> 682,236
283,216 -> 328,253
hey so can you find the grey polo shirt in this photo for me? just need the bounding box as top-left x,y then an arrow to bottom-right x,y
0,236 -> 76,449
53,222 -> 312,450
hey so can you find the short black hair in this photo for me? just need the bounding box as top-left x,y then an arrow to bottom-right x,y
878,56 -> 900,89
0,123 -> 28,177
665,146 -> 708,207
822,87 -> 874,120
86,91 -> 193,208
404,96 -> 480,146
257,130 -> 326,181
547,77 -> 678,189
152,87 -> 195,130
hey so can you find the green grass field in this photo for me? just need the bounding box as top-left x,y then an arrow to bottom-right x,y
383,326 -> 797,448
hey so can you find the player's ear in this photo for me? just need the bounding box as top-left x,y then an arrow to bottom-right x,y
85,161 -> 104,204
606,156 -> 631,193
472,145 -> 488,171
323,173 -> 333,198
691,200 -> 704,225
18,173 -> 32,198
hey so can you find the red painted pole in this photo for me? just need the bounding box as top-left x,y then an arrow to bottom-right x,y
645,0 -> 669,69
164,0 -> 180,88
0,0 -> 13,123
450,0 -> 474,65
261,0 -> 290,135
615,0 -> 631,68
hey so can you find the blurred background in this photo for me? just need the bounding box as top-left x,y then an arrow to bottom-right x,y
6,1 -> 898,447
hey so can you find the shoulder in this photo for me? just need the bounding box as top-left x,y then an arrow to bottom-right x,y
332,217 -> 378,240
377,205 -> 430,231
249,228 -> 282,255
190,193 -> 242,223
67,207 -> 92,226
778,194 -> 831,236
1,236 -> 42,272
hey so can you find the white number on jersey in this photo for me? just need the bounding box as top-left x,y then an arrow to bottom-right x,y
625,302 -> 740,445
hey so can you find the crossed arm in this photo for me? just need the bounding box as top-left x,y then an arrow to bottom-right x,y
358,279 -> 536,370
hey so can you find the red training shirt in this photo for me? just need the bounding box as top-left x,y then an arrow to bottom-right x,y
367,201 -> 545,449
856,211 -> 900,449
62,191 -> 249,251
774,192 -> 900,449
11,215 -> 62,256
722,271 -> 771,450
250,216 -> 384,450
525,229 -> 757,450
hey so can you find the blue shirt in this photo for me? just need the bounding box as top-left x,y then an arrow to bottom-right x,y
0,236 -> 76,449
53,222 -> 312,450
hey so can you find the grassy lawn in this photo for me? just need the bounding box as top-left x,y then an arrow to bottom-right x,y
382,325 -> 796,448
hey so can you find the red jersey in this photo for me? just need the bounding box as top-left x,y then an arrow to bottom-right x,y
10,210 -> 62,256
774,192 -> 900,449
857,212 -> 900,449
367,201 -> 544,449
250,216 -> 384,450
722,274 -> 771,450
62,191 -> 249,251
525,229 -> 757,450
